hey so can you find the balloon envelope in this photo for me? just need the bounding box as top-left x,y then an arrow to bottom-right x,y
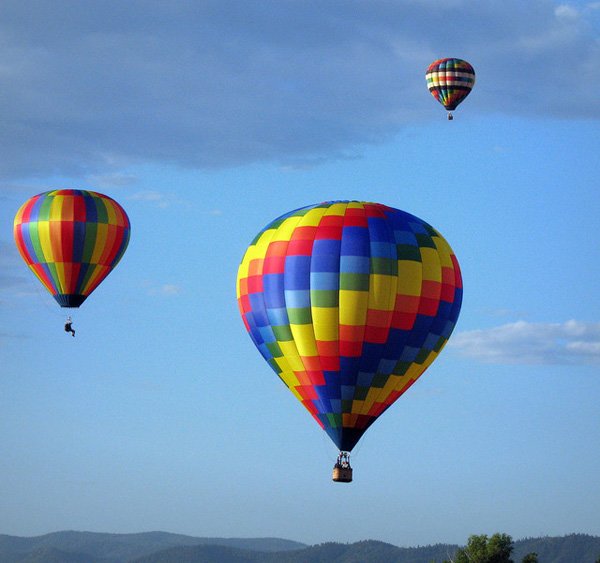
426,58 -> 475,112
14,189 -> 130,308
236,201 -> 462,452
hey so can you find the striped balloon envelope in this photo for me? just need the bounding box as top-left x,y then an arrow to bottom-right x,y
236,201 -> 462,455
426,57 -> 475,119
14,189 -> 130,308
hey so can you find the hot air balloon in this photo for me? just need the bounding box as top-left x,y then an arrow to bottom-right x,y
426,58 -> 475,120
236,201 -> 462,481
13,189 -> 130,325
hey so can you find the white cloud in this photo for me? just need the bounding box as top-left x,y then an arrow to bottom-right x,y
555,4 -> 580,20
160,284 -> 181,296
85,173 -> 139,188
143,281 -> 183,296
449,320 -> 600,365
128,191 -> 171,208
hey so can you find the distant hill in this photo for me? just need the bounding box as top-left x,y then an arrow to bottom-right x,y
513,533 -> 600,563
0,532 -> 306,563
1,531 -> 599,563
130,540 -> 459,563
132,535 -> 600,563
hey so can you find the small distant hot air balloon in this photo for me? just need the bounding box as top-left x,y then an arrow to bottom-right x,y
426,58 -> 475,120
14,189 -> 130,332
236,201 -> 462,482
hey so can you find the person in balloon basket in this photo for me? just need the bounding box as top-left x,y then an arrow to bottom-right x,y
64,317 -> 75,337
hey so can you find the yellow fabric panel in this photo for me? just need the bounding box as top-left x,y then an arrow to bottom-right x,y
367,274 -> 397,311
381,374 -> 403,396
14,203 -> 25,224
432,235 -> 454,267
278,342 -> 304,367
37,221 -> 53,263
270,214 -> 303,242
347,201 -> 365,210
420,247 -> 442,281
48,196 -> 65,221
339,289 -> 368,325
54,262 -> 67,294
248,228 -> 275,260
299,206 -> 328,227
105,199 -> 117,224
350,399 -> 364,414
273,359 -> 301,388
89,223 -> 108,264
324,202 -> 347,216
403,361 -> 429,381
396,261 -> 423,295
311,306 -> 339,341
289,324 -> 318,357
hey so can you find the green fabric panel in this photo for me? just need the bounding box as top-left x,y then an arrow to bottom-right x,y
396,244 -> 422,261
272,325 -> 293,341
266,341 -> 283,357
353,386 -> 370,400
416,233 -> 436,249
415,348 -> 432,364
326,413 -> 342,428
28,223 -> 45,263
370,257 -> 398,275
38,195 -> 53,221
95,196 -> 109,224
287,307 -> 312,324
392,360 -> 411,376
371,373 -> 389,388
340,272 -> 370,291
46,262 -> 58,285
433,336 -> 446,353
310,289 -> 338,307
81,223 -> 97,262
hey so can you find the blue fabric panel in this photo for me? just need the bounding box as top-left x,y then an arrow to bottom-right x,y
341,226 -> 370,256
263,274 -> 286,308
310,271 -> 339,290
284,255 -> 311,289
284,289 -> 310,309
340,255 -> 370,274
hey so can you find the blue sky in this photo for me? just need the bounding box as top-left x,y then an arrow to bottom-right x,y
1,0 -> 599,548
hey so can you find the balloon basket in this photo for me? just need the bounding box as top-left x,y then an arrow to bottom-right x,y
332,466 -> 353,483
332,451 -> 352,483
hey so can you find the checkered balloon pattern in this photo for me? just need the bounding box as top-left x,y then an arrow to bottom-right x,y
426,58 -> 475,111
14,189 -> 130,308
236,201 -> 462,452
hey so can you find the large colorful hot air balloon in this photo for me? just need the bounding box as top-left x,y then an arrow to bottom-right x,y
426,58 -> 475,120
236,201 -> 462,481
14,189 -> 130,309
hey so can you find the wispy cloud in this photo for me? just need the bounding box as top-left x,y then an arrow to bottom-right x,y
449,320 -> 600,365
128,191 -> 175,208
85,173 -> 139,189
0,1 -> 597,180
143,281 -> 183,296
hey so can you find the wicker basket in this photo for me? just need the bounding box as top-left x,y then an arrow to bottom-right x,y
332,466 -> 353,483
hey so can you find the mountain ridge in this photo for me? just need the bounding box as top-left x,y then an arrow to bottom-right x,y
0,531 -> 598,563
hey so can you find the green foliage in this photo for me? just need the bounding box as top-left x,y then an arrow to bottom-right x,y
521,553 -> 538,563
448,533 -> 514,563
